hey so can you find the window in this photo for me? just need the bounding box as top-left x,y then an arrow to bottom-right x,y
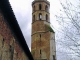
39,13 -> 42,20
53,55 -> 55,60
39,4 -> 42,10
33,5 -> 35,11
46,14 -> 48,21
40,34 -> 41,38
33,15 -> 35,22
40,49 -> 41,54
10,45 -> 12,51
2,38 -> 4,47
45,5 -> 48,11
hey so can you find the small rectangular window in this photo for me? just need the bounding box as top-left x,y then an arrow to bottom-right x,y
2,38 -> 4,47
40,49 -> 41,54
53,55 -> 55,60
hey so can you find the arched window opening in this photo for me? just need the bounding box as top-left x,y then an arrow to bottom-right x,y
46,14 -> 48,21
39,13 -> 42,20
33,5 -> 35,12
45,5 -> 48,11
33,15 -> 35,22
39,4 -> 42,10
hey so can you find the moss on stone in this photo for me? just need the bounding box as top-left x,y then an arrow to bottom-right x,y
31,50 -> 35,56
45,24 -> 54,33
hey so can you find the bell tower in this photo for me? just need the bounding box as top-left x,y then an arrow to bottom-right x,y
31,0 -> 56,60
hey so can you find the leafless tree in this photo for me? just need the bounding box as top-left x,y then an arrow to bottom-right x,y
52,0 -> 80,60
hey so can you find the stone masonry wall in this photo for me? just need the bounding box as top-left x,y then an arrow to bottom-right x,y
32,21 -> 46,34
0,11 -> 28,60
31,31 -> 51,60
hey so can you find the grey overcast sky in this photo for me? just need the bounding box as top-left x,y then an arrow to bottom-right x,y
9,0 -> 80,60
9,0 -> 61,49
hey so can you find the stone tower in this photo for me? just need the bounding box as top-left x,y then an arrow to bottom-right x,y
31,0 -> 56,60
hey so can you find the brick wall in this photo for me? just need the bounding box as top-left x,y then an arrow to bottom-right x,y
0,11 -> 28,60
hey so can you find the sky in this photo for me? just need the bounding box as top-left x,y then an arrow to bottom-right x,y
9,0 -> 61,50
8,0 -> 64,60
8,0 -> 80,60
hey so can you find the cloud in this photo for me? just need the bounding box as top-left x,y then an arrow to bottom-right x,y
9,0 -> 61,48
9,0 -> 33,48
9,0 -> 62,54
9,0 -> 73,59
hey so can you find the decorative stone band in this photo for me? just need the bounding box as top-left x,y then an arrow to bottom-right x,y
32,0 -> 50,6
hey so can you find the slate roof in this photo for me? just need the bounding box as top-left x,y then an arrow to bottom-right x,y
0,0 -> 34,60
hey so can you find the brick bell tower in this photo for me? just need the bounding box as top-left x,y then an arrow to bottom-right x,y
31,0 -> 56,60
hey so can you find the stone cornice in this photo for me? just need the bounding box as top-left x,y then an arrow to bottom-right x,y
31,31 -> 50,36
32,20 -> 50,24
32,10 -> 50,14
32,0 -> 50,6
